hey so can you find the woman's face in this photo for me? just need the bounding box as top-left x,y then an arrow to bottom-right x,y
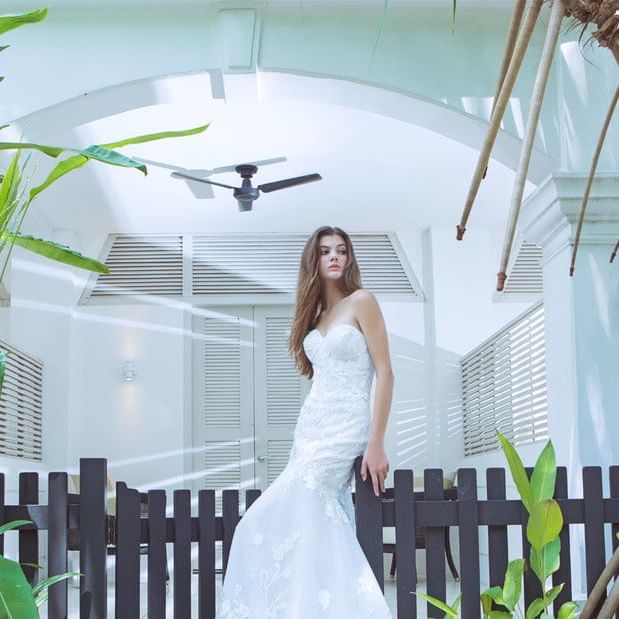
318,234 -> 348,282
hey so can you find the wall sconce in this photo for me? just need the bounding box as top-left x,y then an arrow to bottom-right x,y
122,361 -> 138,382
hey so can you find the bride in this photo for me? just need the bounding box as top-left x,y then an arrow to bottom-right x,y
216,225 -> 394,618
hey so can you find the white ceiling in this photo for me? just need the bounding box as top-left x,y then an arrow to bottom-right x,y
26,93 -> 532,237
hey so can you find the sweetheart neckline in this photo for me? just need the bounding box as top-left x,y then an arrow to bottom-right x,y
309,323 -> 365,340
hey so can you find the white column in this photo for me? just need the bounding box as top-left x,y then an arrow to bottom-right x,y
520,172 -> 619,481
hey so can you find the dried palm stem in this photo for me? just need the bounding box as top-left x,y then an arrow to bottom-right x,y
492,0 -> 527,115
570,82 -> 619,274
482,0 -> 527,180
457,0 -> 543,240
579,543 -> 619,618
496,0 -> 567,291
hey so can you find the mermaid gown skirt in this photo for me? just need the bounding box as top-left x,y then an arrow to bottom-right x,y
216,324 -> 393,618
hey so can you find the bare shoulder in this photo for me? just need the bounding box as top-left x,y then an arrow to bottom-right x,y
350,289 -> 382,326
350,288 -> 379,310
350,288 -> 376,303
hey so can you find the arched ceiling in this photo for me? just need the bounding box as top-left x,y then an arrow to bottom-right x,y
18,72 -> 544,238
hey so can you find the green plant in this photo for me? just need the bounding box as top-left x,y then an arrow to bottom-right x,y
413,591 -> 462,617
413,432 -> 579,618
488,431 -> 578,619
0,519 -> 81,619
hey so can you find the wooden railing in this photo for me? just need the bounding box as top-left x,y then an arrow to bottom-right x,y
1,457 -> 618,618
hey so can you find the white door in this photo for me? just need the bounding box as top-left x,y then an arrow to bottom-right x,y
192,304 -> 311,511
253,305 -> 312,488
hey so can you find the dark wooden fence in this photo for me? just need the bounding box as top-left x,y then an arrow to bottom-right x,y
1,457 -> 619,618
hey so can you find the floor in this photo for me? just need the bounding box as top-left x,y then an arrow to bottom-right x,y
61,554 -> 462,618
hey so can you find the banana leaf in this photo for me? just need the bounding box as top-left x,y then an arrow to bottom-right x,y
0,123 -> 210,199
0,8 -> 47,36
0,556 -> 39,619
1,233 -> 109,273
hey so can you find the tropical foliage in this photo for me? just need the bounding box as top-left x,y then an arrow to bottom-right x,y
0,519 -> 80,619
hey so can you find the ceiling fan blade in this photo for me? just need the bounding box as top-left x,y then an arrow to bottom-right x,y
258,173 -> 322,194
132,156 -> 182,172
171,171 -> 239,190
210,157 -> 287,175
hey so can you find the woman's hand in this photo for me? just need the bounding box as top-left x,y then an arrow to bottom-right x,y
360,442 -> 389,497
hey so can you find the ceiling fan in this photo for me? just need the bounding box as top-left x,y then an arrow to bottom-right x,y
131,156 -> 289,200
171,164 -> 322,212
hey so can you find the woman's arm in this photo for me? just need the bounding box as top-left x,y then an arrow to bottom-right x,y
354,289 -> 394,496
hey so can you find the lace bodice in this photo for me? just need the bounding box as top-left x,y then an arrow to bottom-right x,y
303,323 -> 374,403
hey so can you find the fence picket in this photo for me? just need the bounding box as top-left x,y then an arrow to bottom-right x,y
198,489 -> 216,619
48,472 -> 68,619
79,458 -> 107,619
394,469 -> 416,618
19,472 -> 38,584
221,489 -> 240,579
583,466 -> 606,615
354,454 -> 385,592
115,481 -> 141,618
458,468 -> 481,618
424,469 -> 446,618
147,490 -> 167,619
173,490 -> 192,618
486,467 -> 508,600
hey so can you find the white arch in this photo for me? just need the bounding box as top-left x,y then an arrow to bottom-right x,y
13,70 -> 553,183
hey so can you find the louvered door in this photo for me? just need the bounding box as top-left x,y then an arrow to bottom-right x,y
192,306 -> 255,513
253,305 -> 311,487
192,305 -> 311,511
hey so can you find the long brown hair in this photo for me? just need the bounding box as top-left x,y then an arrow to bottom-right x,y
288,226 -> 362,379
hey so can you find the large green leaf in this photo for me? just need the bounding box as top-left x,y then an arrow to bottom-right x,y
480,590 -> 494,616
529,537 -> 560,583
527,500 -> 563,551
0,556 -> 39,619
78,145 -> 146,174
0,8 -> 48,36
411,591 -> 458,617
0,153 -> 22,227
483,586 -> 505,607
101,123 -> 209,149
497,430 -> 534,513
502,558 -> 525,611
526,597 -> 547,619
3,234 -> 109,273
530,440 -> 556,505
0,520 -> 32,536
29,154 -> 88,200
557,601 -> 578,619
32,572 -> 81,603
0,143 -> 63,158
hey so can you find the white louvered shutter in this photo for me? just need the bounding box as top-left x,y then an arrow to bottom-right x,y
81,232 -> 423,302
502,240 -> 543,295
192,307 -> 255,514
82,235 -> 183,301
253,306 -> 311,488
461,303 -> 548,456
0,341 -> 43,460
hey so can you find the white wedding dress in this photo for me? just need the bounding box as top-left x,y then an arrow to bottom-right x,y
216,323 -> 392,618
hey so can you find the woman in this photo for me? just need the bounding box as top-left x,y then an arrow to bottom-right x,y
216,225 -> 394,618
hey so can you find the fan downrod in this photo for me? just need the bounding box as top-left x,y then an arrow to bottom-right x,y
236,164 -> 258,178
